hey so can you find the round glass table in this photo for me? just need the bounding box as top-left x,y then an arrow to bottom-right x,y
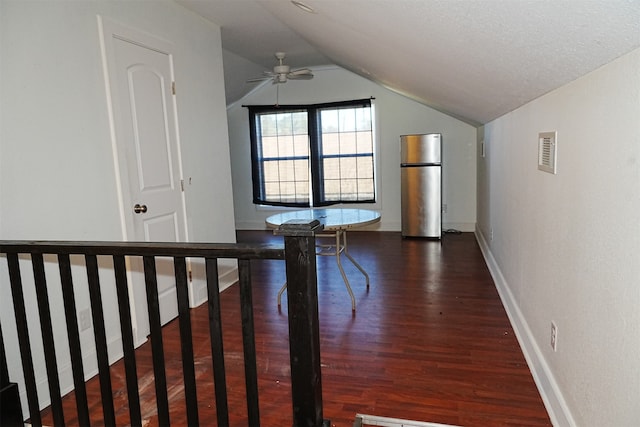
266,208 -> 381,311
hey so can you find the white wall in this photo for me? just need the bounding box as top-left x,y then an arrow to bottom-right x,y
227,66 -> 477,231
0,0 -> 236,416
477,48 -> 640,425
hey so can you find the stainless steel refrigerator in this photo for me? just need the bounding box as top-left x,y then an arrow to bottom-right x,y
400,133 -> 442,238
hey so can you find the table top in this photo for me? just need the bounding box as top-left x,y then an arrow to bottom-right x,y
265,208 -> 381,231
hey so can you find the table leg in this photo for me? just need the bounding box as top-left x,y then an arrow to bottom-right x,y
277,230 -> 370,312
277,281 -> 287,308
334,230 -> 356,311
341,231 -> 370,290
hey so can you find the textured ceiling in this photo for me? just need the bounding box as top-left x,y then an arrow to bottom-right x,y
177,0 -> 640,125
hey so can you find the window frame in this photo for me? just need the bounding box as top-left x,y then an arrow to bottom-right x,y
248,98 -> 375,208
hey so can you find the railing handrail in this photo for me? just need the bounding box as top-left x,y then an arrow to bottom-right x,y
0,240 -> 284,259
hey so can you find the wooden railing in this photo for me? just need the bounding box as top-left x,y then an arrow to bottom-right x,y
0,220 -> 328,427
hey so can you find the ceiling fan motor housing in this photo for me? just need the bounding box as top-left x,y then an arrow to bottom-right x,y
274,64 -> 290,82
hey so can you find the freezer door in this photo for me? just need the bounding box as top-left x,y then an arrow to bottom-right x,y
400,134 -> 441,165
401,165 -> 442,238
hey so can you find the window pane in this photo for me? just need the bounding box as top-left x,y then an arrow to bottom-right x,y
321,110 -> 339,133
323,158 -> 340,179
264,182 -> 280,199
263,160 -> 279,182
292,112 -> 307,134
277,135 -> 295,157
260,114 -> 277,137
295,181 -> 309,199
356,130 -> 373,153
339,132 -> 357,154
323,179 -> 341,201
357,178 -> 375,199
261,135 -> 279,158
355,107 -> 372,131
276,113 -> 293,135
338,108 -> 356,132
340,157 -> 357,179
279,181 -> 295,200
294,159 -> 309,179
322,133 -> 340,155
357,156 -> 374,176
340,179 -> 358,200
293,134 -> 309,156
278,160 -> 295,181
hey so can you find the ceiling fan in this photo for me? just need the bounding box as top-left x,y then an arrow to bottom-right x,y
247,52 -> 314,84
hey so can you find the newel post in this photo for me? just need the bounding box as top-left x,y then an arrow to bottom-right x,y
275,219 -> 330,427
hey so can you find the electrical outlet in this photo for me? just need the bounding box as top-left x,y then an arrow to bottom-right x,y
79,308 -> 91,332
490,228 -> 494,241
551,321 -> 558,352
442,204 -> 447,213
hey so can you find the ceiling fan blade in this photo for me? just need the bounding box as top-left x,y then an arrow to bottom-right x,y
247,70 -> 277,83
288,68 -> 312,76
287,73 -> 314,80
246,76 -> 271,83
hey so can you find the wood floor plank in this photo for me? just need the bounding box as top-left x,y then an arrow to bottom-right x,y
38,231 -> 550,426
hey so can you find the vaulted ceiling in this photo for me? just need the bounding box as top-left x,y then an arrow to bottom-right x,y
177,0 -> 640,126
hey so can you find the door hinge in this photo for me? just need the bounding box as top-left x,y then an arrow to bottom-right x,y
180,179 -> 185,192
172,81 -> 176,95
188,270 -> 192,282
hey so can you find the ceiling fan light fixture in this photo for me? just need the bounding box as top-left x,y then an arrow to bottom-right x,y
291,0 -> 316,14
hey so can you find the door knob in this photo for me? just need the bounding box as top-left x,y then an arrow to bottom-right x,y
133,204 -> 148,214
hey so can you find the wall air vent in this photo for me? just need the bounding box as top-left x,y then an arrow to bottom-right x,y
538,131 -> 557,174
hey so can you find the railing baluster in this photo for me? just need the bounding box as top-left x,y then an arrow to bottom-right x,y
205,257 -> 230,426
7,252 -> 42,427
142,255 -> 170,426
85,254 -> 116,426
112,255 -> 142,426
32,253 -> 65,426
238,258 -> 260,426
58,254 -> 90,426
174,256 -> 199,426
1,323 -> 24,427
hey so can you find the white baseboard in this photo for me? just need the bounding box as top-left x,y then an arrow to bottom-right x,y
474,226 -> 575,427
217,264 -> 239,293
189,261 -> 239,308
443,222 -> 476,232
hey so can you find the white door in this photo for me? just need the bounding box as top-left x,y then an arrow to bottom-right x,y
100,18 -> 187,336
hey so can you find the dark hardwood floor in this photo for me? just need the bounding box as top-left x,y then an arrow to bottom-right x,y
40,231 -> 551,426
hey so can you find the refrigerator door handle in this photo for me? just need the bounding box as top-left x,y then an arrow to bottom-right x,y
401,163 -> 441,167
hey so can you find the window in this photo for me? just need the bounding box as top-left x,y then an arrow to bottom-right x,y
249,99 -> 375,207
